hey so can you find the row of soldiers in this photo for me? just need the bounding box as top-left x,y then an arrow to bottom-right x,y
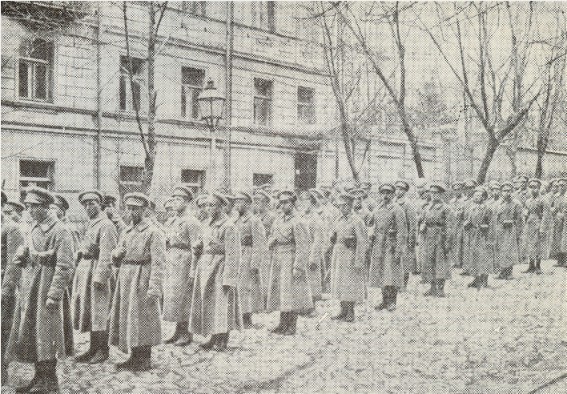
1,174 -> 566,392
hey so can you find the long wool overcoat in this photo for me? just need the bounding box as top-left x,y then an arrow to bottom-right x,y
421,200 -> 452,282
561,195 -> 567,253
467,202 -> 494,276
266,212 -> 313,313
330,212 -> 368,303
395,196 -> 417,275
548,192 -> 566,259
163,212 -> 202,323
189,214 -> 242,336
368,201 -> 407,288
448,196 -> 466,268
461,198 -> 475,273
304,211 -> 325,300
5,216 -> 75,363
522,195 -> 545,260
108,219 -> 165,353
234,211 -> 267,314
259,210 -> 276,300
415,196 -> 430,274
493,198 -> 523,269
72,213 -> 118,332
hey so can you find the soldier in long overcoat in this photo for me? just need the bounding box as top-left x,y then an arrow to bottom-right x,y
448,181 -> 466,269
163,185 -> 203,346
72,190 -> 118,364
522,179 -> 546,274
368,184 -> 407,311
466,187 -> 494,289
253,189 -> 275,304
415,178 -> 430,277
266,190 -> 313,335
232,191 -> 267,327
513,175 -> 530,263
4,187 -> 75,393
329,192 -> 368,322
51,194 -> 81,249
549,178 -> 566,266
420,183 -> 452,297
394,180 -> 417,289
494,182 -> 523,279
460,179 -> 477,276
560,193 -> 567,256
487,181 -> 502,273
189,193 -> 241,351
109,192 -> 165,371
300,190 -> 325,304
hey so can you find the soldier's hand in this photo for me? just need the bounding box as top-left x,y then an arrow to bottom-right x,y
45,298 -> 59,309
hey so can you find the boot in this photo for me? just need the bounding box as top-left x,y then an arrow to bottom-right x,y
74,332 -> 96,362
173,322 -> 192,346
387,287 -> 397,311
29,360 -> 58,394
163,325 -> 180,344
343,302 -> 355,322
89,331 -> 110,364
15,361 -> 44,393
424,281 -> 437,296
375,288 -> 389,310
402,273 -> 410,290
436,279 -> 446,298
496,269 -> 507,280
331,301 -> 347,320
270,312 -> 288,334
523,261 -> 536,273
467,277 -> 478,288
505,266 -> 514,280
475,276 -> 482,291
534,259 -> 542,275
282,312 -> 297,335
116,348 -> 139,370
126,346 -> 151,371
482,274 -> 489,288
200,334 -> 219,350
214,333 -> 229,351
242,313 -> 253,329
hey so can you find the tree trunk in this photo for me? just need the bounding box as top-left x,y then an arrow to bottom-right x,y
534,149 -> 545,179
476,138 -> 499,184
341,122 -> 360,184
403,124 -> 424,178
143,2 -> 157,194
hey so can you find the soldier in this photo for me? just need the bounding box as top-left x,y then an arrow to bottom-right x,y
329,192 -> 368,322
360,180 -> 378,213
164,197 -> 176,220
300,190 -> 325,306
549,178 -> 566,267
494,182 -> 523,280
4,187 -> 75,393
420,183 -> 452,297
466,187 -> 494,289
232,191 -> 267,328
163,185 -> 202,346
394,180 -> 417,289
102,194 -> 126,233
487,181 -> 501,274
522,179 -> 546,274
448,181 -> 466,269
368,183 -> 407,311
194,194 -> 209,223
460,179 -> 477,277
2,199 -> 25,224
51,193 -> 81,248
189,192 -> 241,351
513,175 -> 530,206
109,192 -> 165,371
72,190 -> 118,363
415,178 -> 430,277
266,190 -> 313,335
253,188 -> 276,302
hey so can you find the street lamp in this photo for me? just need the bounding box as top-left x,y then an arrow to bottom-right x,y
198,80 -> 225,190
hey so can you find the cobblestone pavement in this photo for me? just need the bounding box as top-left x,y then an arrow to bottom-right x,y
4,261 -> 566,393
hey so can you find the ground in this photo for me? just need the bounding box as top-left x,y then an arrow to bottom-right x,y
4,261 -> 567,394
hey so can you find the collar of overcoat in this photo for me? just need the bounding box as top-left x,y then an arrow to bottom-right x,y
126,218 -> 150,233
34,215 -> 58,233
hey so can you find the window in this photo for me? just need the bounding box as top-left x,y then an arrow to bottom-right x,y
184,1 -> 206,16
251,2 -> 276,32
297,87 -> 315,124
181,169 -> 205,194
119,56 -> 145,111
254,78 -> 272,126
18,39 -> 53,101
181,67 -> 205,119
119,165 -> 144,198
19,160 -> 54,200
253,173 -> 273,187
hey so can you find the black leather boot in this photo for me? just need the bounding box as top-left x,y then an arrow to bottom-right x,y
344,302 -> 355,322
89,331 -> 110,364
75,332 -> 96,362
387,287 -> 397,311
376,288 -> 389,310
200,334 -> 219,350
116,348 -> 139,370
424,281 -> 436,296
403,273 -> 410,290
270,312 -> 287,334
467,277 -> 478,288
332,301 -> 347,320
436,279 -> 446,297
29,360 -> 58,394
214,333 -> 229,351
523,261 -> 536,273
535,259 -> 542,275
282,312 -> 297,335
133,346 -> 151,371
242,313 -> 253,329
174,322 -> 192,346
16,361 -> 43,393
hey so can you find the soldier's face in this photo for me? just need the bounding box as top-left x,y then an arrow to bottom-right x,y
233,199 -> 248,214
395,187 -> 406,199
2,205 -> 21,222
125,204 -> 145,224
171,196 -> 187,213
205,199 -> 222,217
382,191 -> 393,203
491,188 -> 501,199
280,199 -> 293,214
253,197 -> 267,213
337,200 -> 352,216
26,202 -> 49,222
49,204 -> 64,220
502,188 -> 512,199
82,199 -> 101,219
473,191 -> 484,203
558,181 -> 567,193
529,183 -> 540,196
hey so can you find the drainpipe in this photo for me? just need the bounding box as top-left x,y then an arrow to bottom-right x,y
223,1 -> 234,191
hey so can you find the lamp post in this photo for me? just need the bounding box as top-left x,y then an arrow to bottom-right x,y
198,80 -> 226,191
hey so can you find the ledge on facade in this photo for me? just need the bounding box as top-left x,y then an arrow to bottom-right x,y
1,1 -> 91,30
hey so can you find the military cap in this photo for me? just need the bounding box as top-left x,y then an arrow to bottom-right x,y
464,178 -> 477,188
1,190 -> 7,205
378,183 -> 395,193
515,175 -> 529,182
429,183 -> 447,193
557,177 -> 567,184
349,188 -> 368,198
309,188 -> 325,201
209,191 -> 230,206
452,180 -> 465,190
195,194 -> 208,208
277,190 -> 297,203
335,192 -> 355,205
359,180 -> 372,189
256,183 -> 272,192
163,197 -> 175,210
123,192 -> 150,207
78,190 -> 103,204
172,184 -> 194,201
474,186 -> 488,199
394,180 -> 410,191
52,194 -> 70,211
5,200 -> 25,212
528,178 -> 541,187
488,180 -> 501,190
500,181 -> 514,190
102,194 -> 118,206
232,191 -> 253,203
23,186 -> 55,205
253,189 -> 271,202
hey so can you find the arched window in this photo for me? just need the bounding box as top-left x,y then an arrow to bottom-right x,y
18,38 -> 54,101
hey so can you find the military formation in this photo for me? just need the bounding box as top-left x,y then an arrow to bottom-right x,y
1,174 -> 566,393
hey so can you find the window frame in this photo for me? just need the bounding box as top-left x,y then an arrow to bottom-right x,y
253,173 -> 274,187
253,77 -> 273,127
180,169 -> 206,194
119,55 -> 146,112
181,66 -> 206,120
297,86 -> 316,125
183,1 -> 206,17
18,159 -> 55,199
17,38 -> 54,103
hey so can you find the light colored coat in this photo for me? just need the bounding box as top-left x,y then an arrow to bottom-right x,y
415,196 -> 430,274
448,195 -> 466,268
395,196 -> 417,275
560,195 -> 567,253
72,213 -> 118,332
5,216 -> 75,363
522,195 -> 545,260
189,214 -> 242,335
461,197 -> 475,273
259,210 -> 276,299
234,211 -> 267,314
493,198 -> 523,269
421,200 -> 452,281
108,219 -> 164,353
266,212 -> 313,312
548,192 -> 566,258
330,212 -> 368,303
466,202 -> 494,276
304,211 -> 325,300
368,201 -> 407,288
163,212 -> 202,323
